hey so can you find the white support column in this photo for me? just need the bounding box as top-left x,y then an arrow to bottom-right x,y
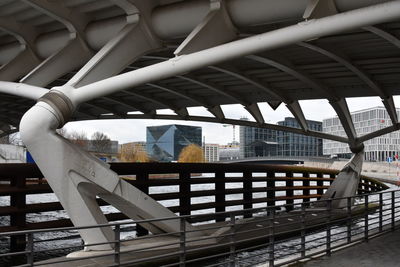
67,1 -> 162,87
174,0 -> 237,56
19,94 -> 201,251
317,149 -> 364,209
303,0 -> 338,20
0,17 -> 40,81
20,38 -> 93,87
21,0 -> 93,86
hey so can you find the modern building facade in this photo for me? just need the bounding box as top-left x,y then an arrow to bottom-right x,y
203,144 -> 219,162
277,117 -> 323,157
323,107 -> 400,161
219,144 -> 240,161
240,117 -> 323,158
146,124 -> 202,162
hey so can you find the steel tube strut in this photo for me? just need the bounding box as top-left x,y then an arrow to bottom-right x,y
72,1 -> 400,106
19,94 -> 201,251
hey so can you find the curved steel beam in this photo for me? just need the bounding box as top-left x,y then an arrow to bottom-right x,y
364,25 -> 400,49
84,101 -> 126,119
0,17 -> 40,81
142,55 -> 248,104
210,64 -> 310,127
102,95 -> 154,117
142,55 -> 265,123
248,54 -> 358,147
74,2 -> 400,103
297,41 -> 398,125
363,26 -> 400,124
126,65 -> 224,119
120,89 -> 188,118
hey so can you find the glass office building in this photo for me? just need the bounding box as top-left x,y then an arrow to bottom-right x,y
240,117 -> 323,158
277,117 -> 323,157
239,125 -> 278,158
146,124 -> 202,162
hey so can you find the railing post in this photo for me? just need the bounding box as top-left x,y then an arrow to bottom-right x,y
10,176 -> 27,252
364,195 -> 369,242
243,170 -> 253,218
136,173 -> 149,236
180,217 -> 186,267
286,172 -> 294,212
268,208 -> 275,267
179,172 -> 191,216
114,224 -> 120,265
326,199 -> 331,257
347,197 -> 352,243
301,203 -> 306,258
267,171 -> 275,208
229,213 -> 236,267
391,191 -> 395,231
27,232 -> 34,266
215,171 -> 226,222
379,192 -> 383,232
316,173 -> 324,197
303,172 -> 310,207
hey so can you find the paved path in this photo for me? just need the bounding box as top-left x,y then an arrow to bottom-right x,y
296,230 -> 400,267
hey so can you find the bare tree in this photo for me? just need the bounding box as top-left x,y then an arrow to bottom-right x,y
57,129 -> 88,147
91,131 -> 111,153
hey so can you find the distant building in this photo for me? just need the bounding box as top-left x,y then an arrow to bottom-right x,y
277,117 -> 323,157
146,124 -> 202,162
239,117 -> 323,158
120,142 -> 146,153
0,144 -> 25,163
119,141 -> 148,162
203,144 -> 219,162
71,139 -> 119,162
219,143 -> 240,161
239,122 -> 278,158
323,106 -> 400,161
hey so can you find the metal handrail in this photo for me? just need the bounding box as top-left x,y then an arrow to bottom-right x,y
0,188 -> 399,266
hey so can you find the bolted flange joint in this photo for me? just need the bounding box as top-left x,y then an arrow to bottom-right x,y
37,91 -> 74,127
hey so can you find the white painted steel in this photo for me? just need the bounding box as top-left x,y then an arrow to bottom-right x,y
72,1 -> 400,105
318,150 -> 364,209
0,0 -> 394,64
19,101 -> 201,250
0,81 -> 48,100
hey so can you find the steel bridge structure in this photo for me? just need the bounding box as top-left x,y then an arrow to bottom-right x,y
0,0 -> 400,256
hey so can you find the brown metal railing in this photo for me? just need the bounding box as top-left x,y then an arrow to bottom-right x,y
0,162 -> 388,251
0,189 -> 398,267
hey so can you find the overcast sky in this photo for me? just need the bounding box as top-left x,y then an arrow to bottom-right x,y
63,96 -> 397,145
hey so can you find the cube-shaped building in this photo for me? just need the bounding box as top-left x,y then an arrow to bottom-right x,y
146,124 -> 202,162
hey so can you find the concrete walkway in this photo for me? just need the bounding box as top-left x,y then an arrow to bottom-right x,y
295,230 -> 400,267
